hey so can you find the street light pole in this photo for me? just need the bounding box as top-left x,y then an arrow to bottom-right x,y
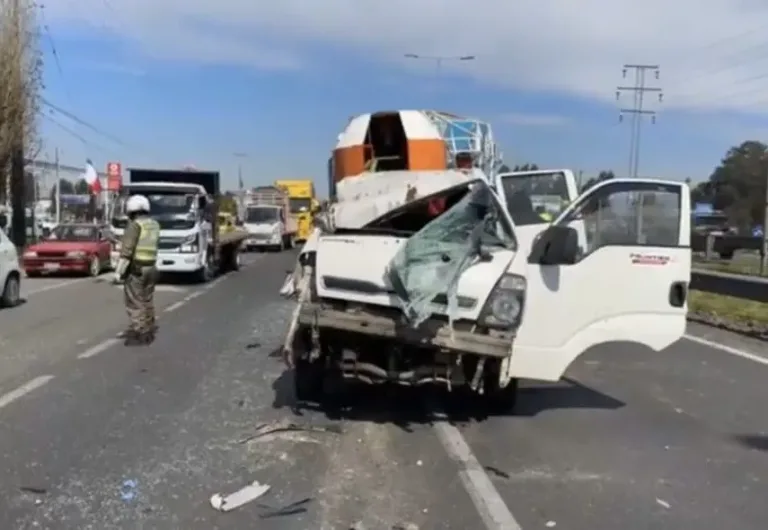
233,152 -> 247,219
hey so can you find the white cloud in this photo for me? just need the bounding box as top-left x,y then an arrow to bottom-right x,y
500,113 -> 569,126
44,0 -> 768,114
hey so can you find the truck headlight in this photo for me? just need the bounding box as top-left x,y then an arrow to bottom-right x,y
179,234 -> 199,252
66,250 -> 87,259
478,273 -> 526,330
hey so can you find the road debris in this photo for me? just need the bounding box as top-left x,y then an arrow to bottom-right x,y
238,419 -> 342,444
656,498 -> 671,509
19,486 -> 46,495
210,480 -> 270,512
120,479 -> 138,502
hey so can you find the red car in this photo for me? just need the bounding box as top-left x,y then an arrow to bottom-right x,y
23,224 -> 112,277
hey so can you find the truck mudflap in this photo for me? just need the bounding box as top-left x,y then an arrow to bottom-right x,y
297,302 -> 513,358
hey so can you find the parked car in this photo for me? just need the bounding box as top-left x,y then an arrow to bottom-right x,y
0,223 -> 21,307
22,223 -> 112,277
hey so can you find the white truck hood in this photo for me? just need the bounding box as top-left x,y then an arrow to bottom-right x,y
315,235 -> 515,321
314,171 -> 516,323
245,222 -> 279,234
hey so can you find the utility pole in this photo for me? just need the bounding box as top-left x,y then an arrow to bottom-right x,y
761,165 -> 767,275
617,64 -> 662,178
54,148 -> 61,224
8,0 -> 27,247
233,152 -> 247,220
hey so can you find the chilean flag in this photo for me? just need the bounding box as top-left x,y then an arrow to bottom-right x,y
83,159 -> 101,194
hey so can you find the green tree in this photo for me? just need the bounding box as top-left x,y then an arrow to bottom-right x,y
580,170 -> 615,192
512,163 -> 539,171
698,140 -> 766,230
73,178 -> 89,194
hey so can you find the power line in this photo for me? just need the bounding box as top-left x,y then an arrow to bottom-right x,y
617,64 -> 663,179
40,97 -> 130,147
40,111 -> 113,154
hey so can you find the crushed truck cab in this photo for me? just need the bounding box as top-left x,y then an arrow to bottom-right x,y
282,109 -> 691,409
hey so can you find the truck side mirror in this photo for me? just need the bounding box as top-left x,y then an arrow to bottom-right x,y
529,225 -> 579,265
197,196 -> 207,210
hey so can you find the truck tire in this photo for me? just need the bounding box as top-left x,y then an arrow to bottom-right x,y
230,245 -> 241,271
1,272 -> 21,308
195,250 -> 215,283
292,326 -> 325,403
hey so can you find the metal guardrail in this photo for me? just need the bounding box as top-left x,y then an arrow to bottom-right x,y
691,232 -> 765,258
690,268 -> 768,302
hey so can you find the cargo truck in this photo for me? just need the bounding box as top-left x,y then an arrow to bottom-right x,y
109,168 -> 247,282
274,179 -> 317,242
243,185 -> 298,251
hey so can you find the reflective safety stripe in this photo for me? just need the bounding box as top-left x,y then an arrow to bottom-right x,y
135,218 -> 160,262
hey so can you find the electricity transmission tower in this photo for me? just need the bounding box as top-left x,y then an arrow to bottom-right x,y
617,64 -> 663,178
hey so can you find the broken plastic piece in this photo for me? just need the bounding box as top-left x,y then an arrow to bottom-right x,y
120,479 -> 137,502
210,480 -> 270,512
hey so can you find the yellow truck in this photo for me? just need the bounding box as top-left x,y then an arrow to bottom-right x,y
274,179 -> 317,242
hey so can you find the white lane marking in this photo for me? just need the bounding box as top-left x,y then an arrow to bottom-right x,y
77,338 -> 120,359
433,418 -> 522,530
164,301 -> 185,313
203,277 -> 224,291
77,266 -> 235,359
0,375 -> 55,409
185,290 -> 203,300
683,334 -> 768,366
25,278 -> 91,296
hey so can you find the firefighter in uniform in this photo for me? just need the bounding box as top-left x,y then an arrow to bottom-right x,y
114,195 -> 160,345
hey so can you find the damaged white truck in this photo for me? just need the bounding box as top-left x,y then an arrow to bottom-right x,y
282,110 -> 691,409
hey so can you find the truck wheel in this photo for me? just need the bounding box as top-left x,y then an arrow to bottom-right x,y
231,246 -> 241,271
195,251 -> 214,283
1,273 -> 21,308
294,357 -> 325,403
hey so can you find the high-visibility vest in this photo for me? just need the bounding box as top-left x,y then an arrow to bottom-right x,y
539,211 -> 553,222
134,217 -> 160,262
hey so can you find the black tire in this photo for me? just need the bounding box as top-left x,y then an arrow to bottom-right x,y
294,357 -> 325,403
88,255 -> 101,277
1,273 -> 21,308
230,246 -> 241,271
195,249 -> 215,283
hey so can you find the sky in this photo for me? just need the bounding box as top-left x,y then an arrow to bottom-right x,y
37,0 -> 768,196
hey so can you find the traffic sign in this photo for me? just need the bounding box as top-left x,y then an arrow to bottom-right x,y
106,161 -> 122,191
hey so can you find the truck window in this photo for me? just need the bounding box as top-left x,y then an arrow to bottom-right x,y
562,185 -> 681,253
246,206 -> 279,223
289,198 -> 311,213
500,171 -> 570,225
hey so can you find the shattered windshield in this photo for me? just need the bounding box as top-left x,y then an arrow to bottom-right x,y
383,181 -> 516,327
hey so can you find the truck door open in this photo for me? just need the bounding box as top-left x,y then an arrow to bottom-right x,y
508,179 -> 691,381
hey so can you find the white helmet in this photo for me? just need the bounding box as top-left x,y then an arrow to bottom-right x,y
126,194 -> 150,214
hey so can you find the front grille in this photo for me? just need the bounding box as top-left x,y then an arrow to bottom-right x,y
158,239 -> 183,250
37,251 -> 67,259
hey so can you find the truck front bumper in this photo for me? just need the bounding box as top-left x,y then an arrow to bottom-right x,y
297,303 -> 513,358
110,251 -> 203,273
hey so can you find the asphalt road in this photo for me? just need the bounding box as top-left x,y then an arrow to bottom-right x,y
1,252 -> 767,529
